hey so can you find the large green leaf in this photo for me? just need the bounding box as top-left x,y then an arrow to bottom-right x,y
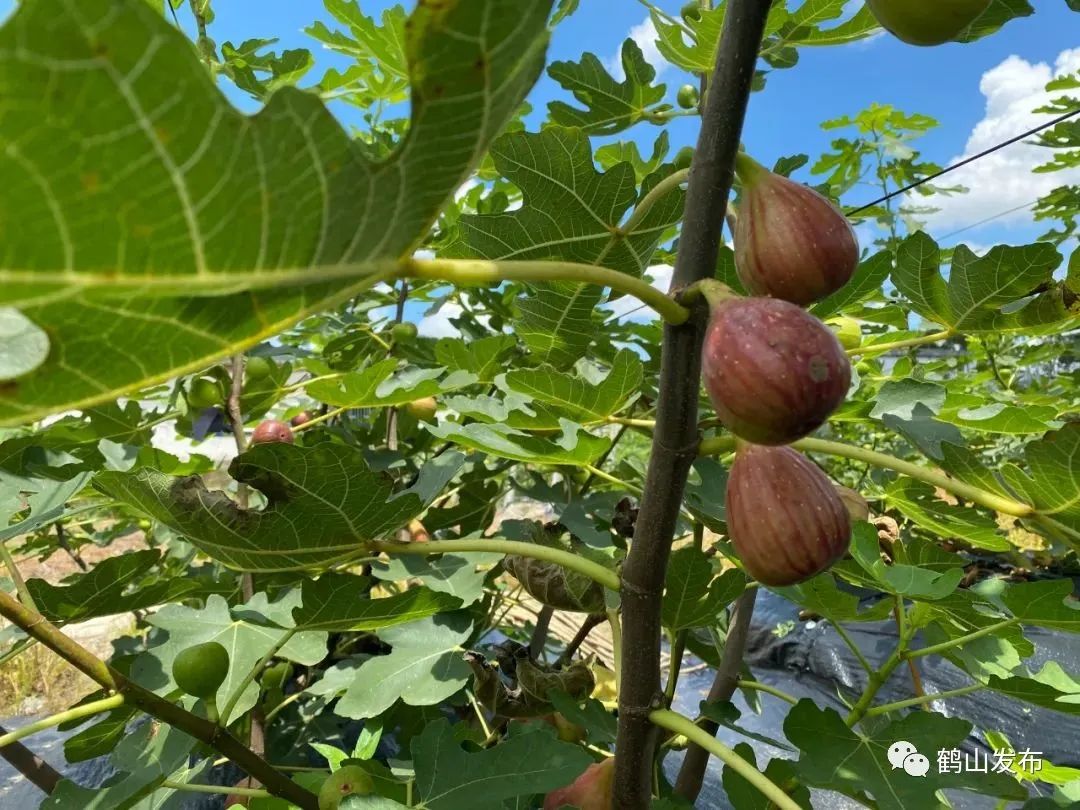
306,360 -> 476,407
426,421 -> 610,465
1000,424 -> 1080,535
292,573 -> 463,632
662,548 -> 746,631
0,0 -> 554,425
412,718 -> 592,810
891,234 -> 1075,333
371,548 -> 503,606
547,39 -> 667,135
94,444 -> 464,571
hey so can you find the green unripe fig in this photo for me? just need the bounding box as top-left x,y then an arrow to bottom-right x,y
244,355 -> 275,383
172,641 -> 230,699
405,396 -> 437,422
865,0 -> 990,46
318,765 -> 375,810
826,316 -> 862,350
676,84 -> 700,109
391,322 -> 418,343
681,1 -> 702,22
187,376 -> 225,409
673,147 -> 694,171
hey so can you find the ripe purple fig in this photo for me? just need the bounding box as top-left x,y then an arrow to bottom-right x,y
251,419 -> 295,445
702,297 -> 851,445
544,758 -> 614,810
727,444 -> 851,586
866,0 -> 990,46
734,153 -> 859,306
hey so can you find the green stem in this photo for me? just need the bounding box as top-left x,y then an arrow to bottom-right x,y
904,618 -> 1019,660
649,710 -> 802,810
736,680 -> 798,706
162,781 -> 272,798
402,258 -> 690,325
849,330 -> 953,357
263,690 -> 305,724
699,435 -> 1034,517
583,464 -> 644,497
292,405 -> 350,432
607,608 -> 623,694
664,630 -> 687,706
618,168 -> 689,237
370,538 -> 620,591
221,627 -> 297,724
0,541 -> 38,613
845,649 -> 903,726
0,694 -> 124,749
865,684 -> 985,717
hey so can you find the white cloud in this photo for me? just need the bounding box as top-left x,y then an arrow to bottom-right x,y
918,48 -> 1080,237
608,17 -> 666,80
417,295 -> 491,338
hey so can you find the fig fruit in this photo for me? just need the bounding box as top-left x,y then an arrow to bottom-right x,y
702,297 -> 851,445
405,396 -> 437,422
673,146 -> 694,171
676,84 -> 699,109
187,376 -> 225,409
318,765 -> 374,810
733,153 -> 859,306
172,641 -> 230,699
727,445 -> 852,586
681,1 -> 702,22
290,411 -> 313,427
251,419 -> 295,445
866,0 -> 990,46
244,356 -> 275,383
826,316 -> 862,350
391,322 -> 418,343
836,485 -> 871,523
544,758 -> 615,810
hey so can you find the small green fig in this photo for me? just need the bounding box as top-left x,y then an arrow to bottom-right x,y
681,1 -> 702,22
244,356 -> 275,383
391,322 -> 418,343
673,147 -> 694,171
544,758 -> 615,810
172,641 -> 230,699
251,419 -> 295,445
734,153 -> 859,306
866,0 -> 990,46
727,445 -> 852,586
405,396 -> 437,422
826,316 -> 862,350
187,376 -> 225,409
703,297 -> 851,445
676,84 -> 700,109
318,765 -> 375,810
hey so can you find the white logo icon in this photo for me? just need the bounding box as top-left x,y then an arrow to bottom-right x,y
887,741 -> 918,770
903,753 -> 930,777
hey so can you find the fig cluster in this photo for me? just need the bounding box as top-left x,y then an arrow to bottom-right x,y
703,153 -> 864,586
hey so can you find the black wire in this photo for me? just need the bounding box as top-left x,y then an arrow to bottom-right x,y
845,106 -> 1080,216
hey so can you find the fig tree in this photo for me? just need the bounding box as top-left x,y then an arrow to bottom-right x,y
405,396 -> 438,422
172,641 -> 230,699
866,0 -> 990,46
187,376 -> 225,409
676,84 -> 700,109
318,765 -> 374,810
727,444 -> 852,586
702,297 -> 851,445
391,322 -> 418,343
734,152 -> 859,306
290,411 -> 313,427
251,419 -> 295,445
544,758 -> 615,810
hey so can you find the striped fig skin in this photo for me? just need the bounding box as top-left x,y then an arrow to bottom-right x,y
702,298 -> 851,445
735,158 -> 858,306
727,445 -> 852,586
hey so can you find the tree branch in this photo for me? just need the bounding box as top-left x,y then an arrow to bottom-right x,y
674,588 -> 758,802
612,2 -> 771,805
0,591 -> 317,809
0,723 -> 62,795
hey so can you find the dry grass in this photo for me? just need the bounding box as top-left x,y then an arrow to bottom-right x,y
0,639 -> 100,716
